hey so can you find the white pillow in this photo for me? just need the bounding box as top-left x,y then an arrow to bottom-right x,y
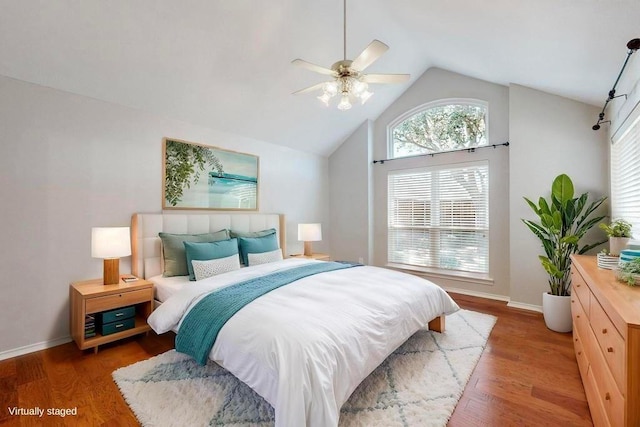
192,254 -> 240,281
248,249 -> 283,266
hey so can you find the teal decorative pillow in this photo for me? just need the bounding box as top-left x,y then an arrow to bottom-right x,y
159,230 -> 229,277
229,228 -> 276,239
184,239 -> 239,281
238,234 -> 279,266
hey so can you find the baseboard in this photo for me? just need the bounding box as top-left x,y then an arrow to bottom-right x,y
442,286 -> 510,302
443,286 -> 543,314
506,301 -> 543,313
0,336 -> 72,361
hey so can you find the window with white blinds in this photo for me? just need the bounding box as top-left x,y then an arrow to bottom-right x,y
388,162 -> 489,273
611,111 -> 640,236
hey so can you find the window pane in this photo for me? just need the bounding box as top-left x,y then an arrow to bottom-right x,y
388,163 -> 489,274
611,113 -> 640,235
391,103 -> 487,158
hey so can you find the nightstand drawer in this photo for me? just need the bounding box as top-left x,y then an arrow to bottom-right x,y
97,305 -> 135,324
99,317 -> 135,336
85,288 -> 152,314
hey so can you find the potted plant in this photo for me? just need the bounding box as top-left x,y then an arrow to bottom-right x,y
599,219 -> 632,256
522,174 -> 606,332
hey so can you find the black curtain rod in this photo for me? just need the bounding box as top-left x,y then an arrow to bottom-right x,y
372,142 -> 509,165
593,38 -> 640,131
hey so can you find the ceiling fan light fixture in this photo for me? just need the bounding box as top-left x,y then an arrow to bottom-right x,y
337,94 -> 352,110
317,93 -> 332,106
292,0 -> 409,110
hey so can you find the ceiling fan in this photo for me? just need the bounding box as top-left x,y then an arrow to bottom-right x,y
292,0 -> 410,110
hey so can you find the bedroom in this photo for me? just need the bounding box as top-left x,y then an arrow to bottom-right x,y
1,0 -> 639,426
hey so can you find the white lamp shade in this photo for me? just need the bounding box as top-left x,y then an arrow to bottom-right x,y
298,223 -> 322,242
91,227 -> 132,259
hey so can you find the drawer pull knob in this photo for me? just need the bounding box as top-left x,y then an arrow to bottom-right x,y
576,284 -> 581,287
607,347 -> 614,353
575,338 -> 578,342
115,324 -> 124,328
605,392 -> 611,401
602,328 -> 607,334
577,351 -> 582,355
572,299 -> 575,302
115,313 -> 124,317
576,315 -> 580,318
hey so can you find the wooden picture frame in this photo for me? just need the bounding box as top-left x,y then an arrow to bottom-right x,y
162,138 -> 259,211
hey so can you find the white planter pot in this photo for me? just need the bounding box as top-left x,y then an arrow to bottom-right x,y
542,292 -> 572,333
609,237 -> 630,256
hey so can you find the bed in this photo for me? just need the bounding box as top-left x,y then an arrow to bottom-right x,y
132,212 -> 459,427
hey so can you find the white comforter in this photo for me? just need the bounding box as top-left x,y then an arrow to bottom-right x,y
148,258 -> 459,427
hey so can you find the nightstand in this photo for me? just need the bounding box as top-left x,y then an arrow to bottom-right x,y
69,276 -> 154,353
289,253 -> 331,261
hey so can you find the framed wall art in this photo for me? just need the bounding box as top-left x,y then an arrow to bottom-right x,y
162,138 -> 259,210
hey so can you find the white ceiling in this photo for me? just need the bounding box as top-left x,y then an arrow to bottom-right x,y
1,1 -> 638,156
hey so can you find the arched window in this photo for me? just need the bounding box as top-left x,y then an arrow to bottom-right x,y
389,99 -> 488,158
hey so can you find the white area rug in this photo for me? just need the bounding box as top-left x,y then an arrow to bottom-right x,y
113,309 -> 496,427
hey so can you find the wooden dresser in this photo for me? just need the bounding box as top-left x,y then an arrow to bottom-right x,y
570,255 -> 640,427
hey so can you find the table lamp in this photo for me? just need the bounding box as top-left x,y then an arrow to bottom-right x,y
91,227 -> 132,285
298,223 -> 322,256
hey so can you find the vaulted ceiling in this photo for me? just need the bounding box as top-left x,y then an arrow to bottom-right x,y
1,1 -> 638,155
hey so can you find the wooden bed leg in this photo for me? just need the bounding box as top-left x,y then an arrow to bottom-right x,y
428,315 -> 445,333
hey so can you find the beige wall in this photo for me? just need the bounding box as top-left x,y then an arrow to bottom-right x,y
0,75 -> 330,358
508,84 -> 608,308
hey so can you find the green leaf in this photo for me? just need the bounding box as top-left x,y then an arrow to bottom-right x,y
551,174 -> 574,204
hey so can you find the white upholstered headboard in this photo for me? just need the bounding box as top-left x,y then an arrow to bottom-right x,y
131,213 -> 286,279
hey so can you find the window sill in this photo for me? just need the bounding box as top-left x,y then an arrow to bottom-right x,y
385,263 -> 494,286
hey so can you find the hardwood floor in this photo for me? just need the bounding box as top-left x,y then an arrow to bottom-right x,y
0,293 -> 592,426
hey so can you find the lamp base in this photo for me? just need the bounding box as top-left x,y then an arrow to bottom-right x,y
303,241 -> 313,256
103,259 -> 120,285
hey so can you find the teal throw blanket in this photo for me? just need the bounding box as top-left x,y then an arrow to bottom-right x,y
176,261 -> 361,365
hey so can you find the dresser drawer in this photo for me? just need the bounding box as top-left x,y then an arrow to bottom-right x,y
99,317 -> 135,336
571,292 -> 589,338
572,271 -> 590,315
590,297 -> 625,391
573,324 -> 589,380
97,305 -> 135,324
584,366 -> 612,427
85,288 -> 152,314
583,324 -> 625,427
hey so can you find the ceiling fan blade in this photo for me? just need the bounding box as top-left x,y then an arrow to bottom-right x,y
291,59 -> 335,76
362,73 -> 411,84
350,40 -> 389,72
292,81 -> 328,95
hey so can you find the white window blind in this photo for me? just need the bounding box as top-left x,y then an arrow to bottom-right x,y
611,111 -> 640,236
388,162 -> 489,273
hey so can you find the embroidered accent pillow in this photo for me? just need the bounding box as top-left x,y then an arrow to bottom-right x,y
248,249 -> 283,266
192,254 -> 241,281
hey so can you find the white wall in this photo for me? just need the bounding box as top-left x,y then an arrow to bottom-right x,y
508,84 -> 608,307
371,68 -> 511,298
328,120 -> 372,263
0,75 -> 329,357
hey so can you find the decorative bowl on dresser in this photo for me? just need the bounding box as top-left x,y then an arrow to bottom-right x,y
69,276 -> 154,353
570,254 -> 640,427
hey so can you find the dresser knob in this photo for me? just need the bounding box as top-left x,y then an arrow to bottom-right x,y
576,315 -> 580,318
575,338 -> 578,342
572,299 -> 575,303
602,328 -> 607,334
605,392 -> 611,401
577,351 -> 582,355
607,347 -> 614,353
576,284 -> 581,287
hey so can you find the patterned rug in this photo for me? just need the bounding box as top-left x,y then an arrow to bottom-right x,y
113,309 -> 496,427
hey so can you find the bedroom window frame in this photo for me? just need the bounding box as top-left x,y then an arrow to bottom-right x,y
610,102 -> 640,240
387,98 -> 489,159
386,161 -> 490,277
